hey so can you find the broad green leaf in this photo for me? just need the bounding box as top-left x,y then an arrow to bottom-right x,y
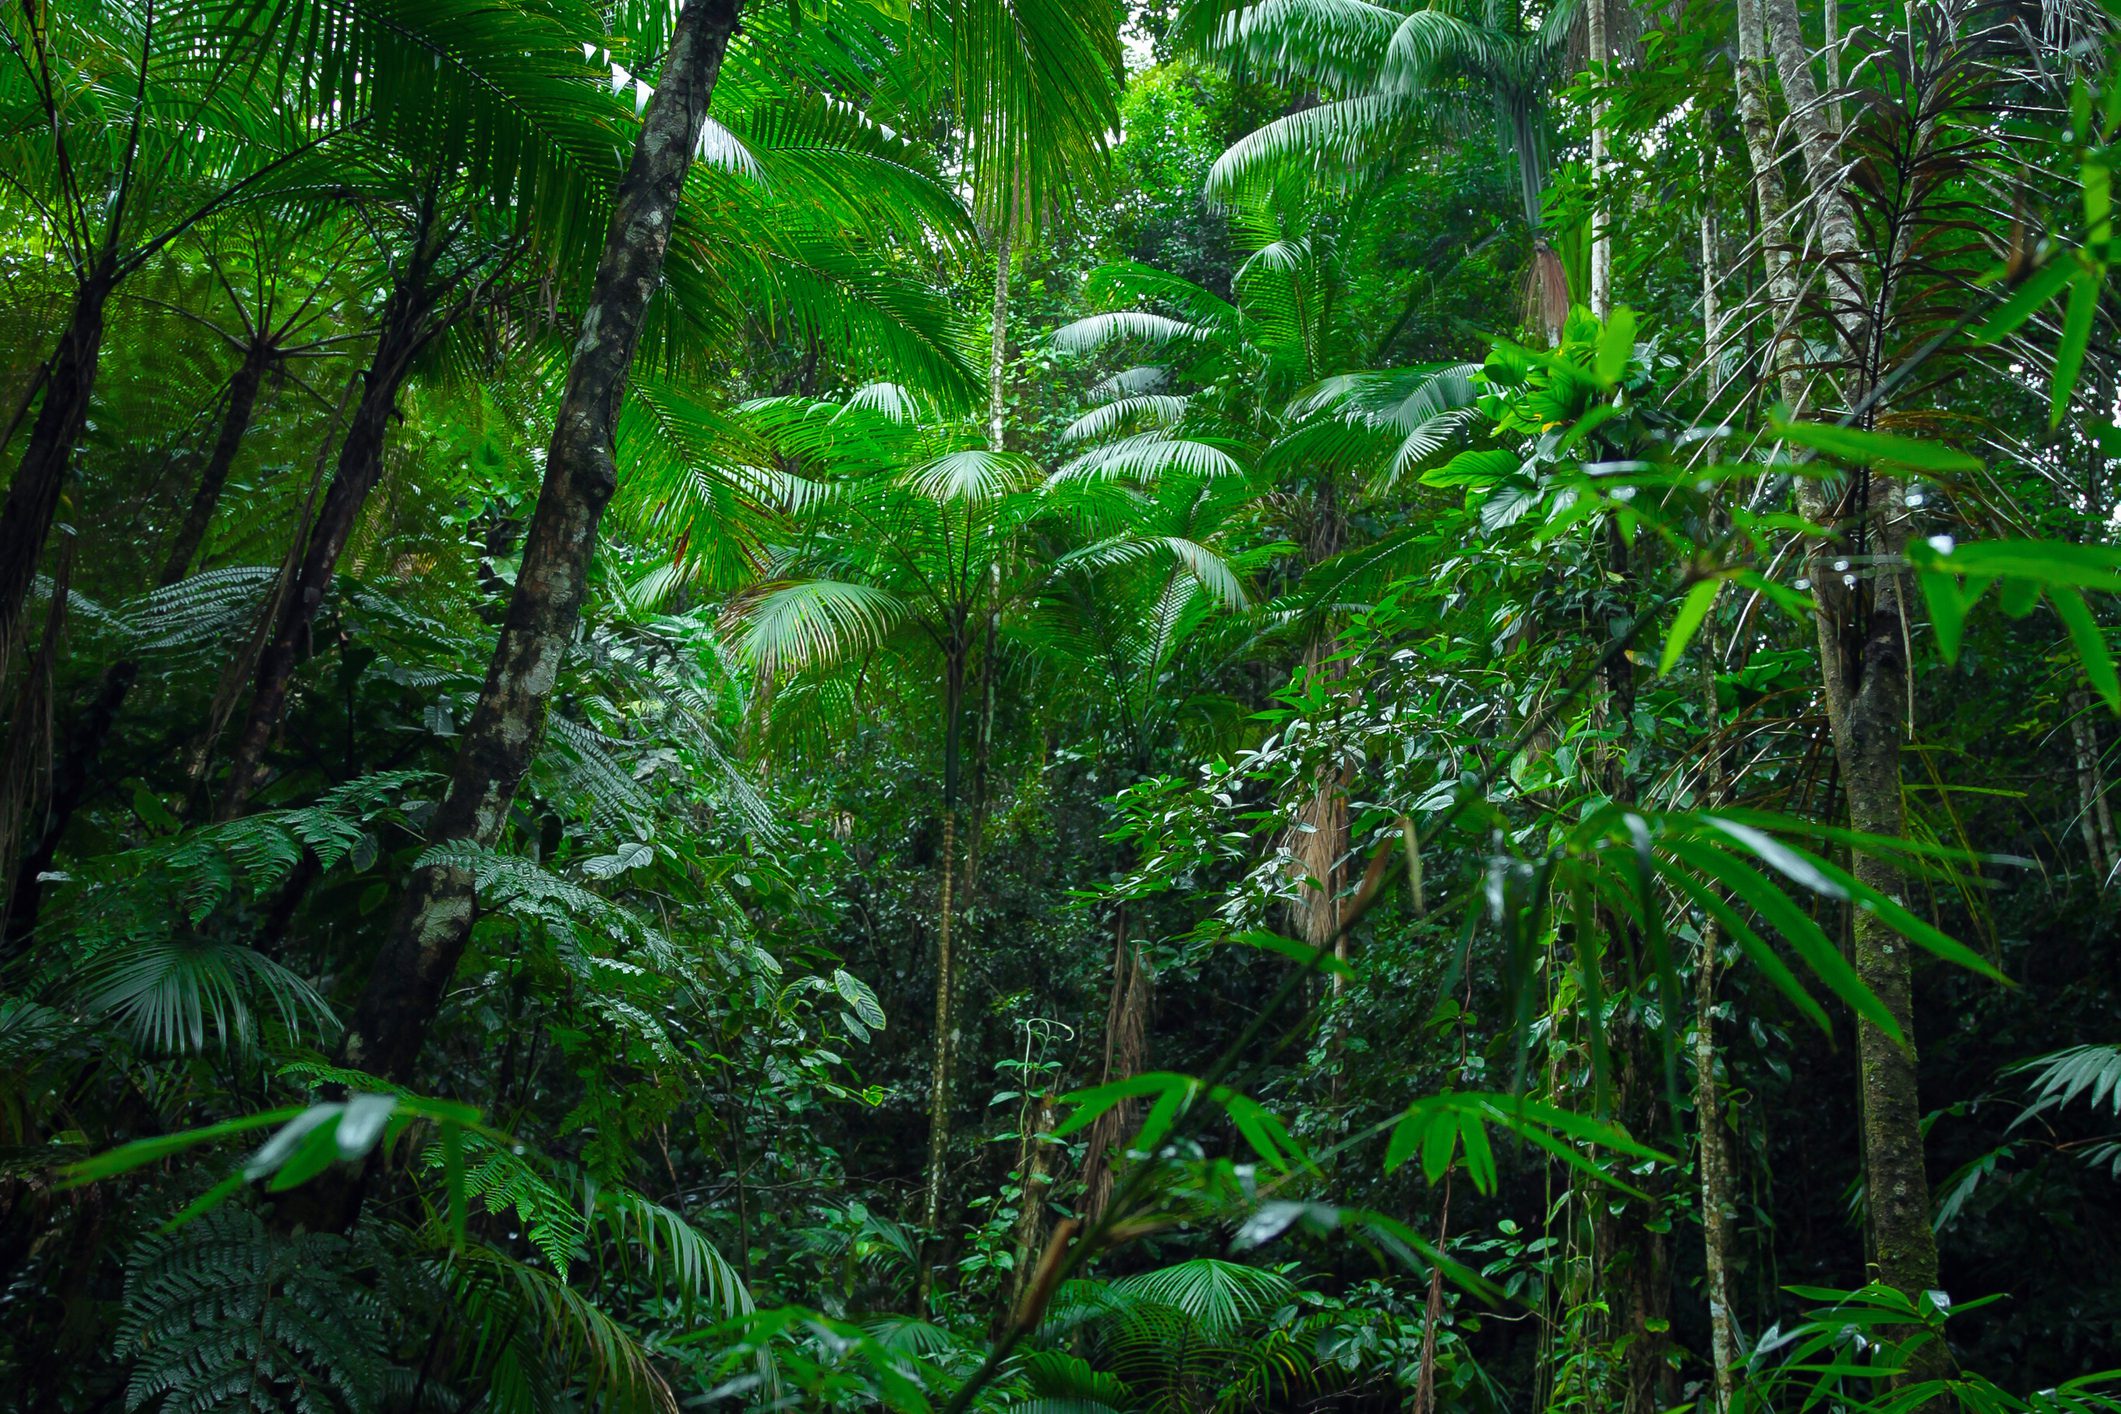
1222,929 -> 1355,979
1659,577 -> 1724,675
833,969 -> 888,1029
1917,569 -> 1969,663
1422,1106 -> 1458,1182
2053,587 -> 2120,712
1595,306 -> 1637,387
1701,817 -> 1848,900
1973,259 -> 2075,343
1771,421 -> 1981,473
1663,837 -> 1901,1043
1053,1072 -> 1187,1138
2053,265 -> 2101,428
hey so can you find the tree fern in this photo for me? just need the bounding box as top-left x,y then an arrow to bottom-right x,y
117,1208 -> 390,1414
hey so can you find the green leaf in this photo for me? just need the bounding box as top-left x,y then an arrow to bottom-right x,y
2053,265 -> 2101,428
1770,421 -> 1981,473
1701,816 -> 1847,900
832,969 -> 887,1029
1054,1072 -> 1186,1139
1595,306 -> 1637,387
59,1107 -> 304,1186
1422,1106 -> 1459,1182
1659,577 -> 1724,675
1663,836 -> 1901,1043
2053,588 -> 2120,711
1973,259 -> 2075,343
1457,1108 -> 1498,1194
1221,929 -> 1355,978
1917,570 -> 1969,663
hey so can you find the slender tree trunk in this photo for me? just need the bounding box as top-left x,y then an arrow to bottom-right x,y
1731,0 -> 1808,408
1588,0 -> 1613,319
1081,903 -> 1149,1224
1755,2 -> 1947,1380
987,216 -> 1012,452
1820,514 -> 1945,1316
965,219 -> 1012,898
217,235 -> 443,819
1759,0 -> 1870,379
921,645 -> 967,1301
1004,1091 -> 1056,1314
330,0 -> 747,1093
2071,689 -> 2119,881
0,262 -> 114,680
0,542 -> 73,924
4,346 -> 271,944
1696,657 -> 1741,1413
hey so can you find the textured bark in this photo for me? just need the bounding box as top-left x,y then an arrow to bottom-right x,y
1081,905 -> 1150,1224
1283,488 -> 1351,957
1732,0 -> 1808,407
2070,689 -> 2119,880
0,266 -> 112,678
1756,0 -> 1947,1381
335,0 -> 746,1089
0,543 -> 72,926
217,235 -> 444,820
1004,1091 -> 1056,1313
1696,658 -> 1740,1413
1587,0 -> 1612,319
1695,939 -> 1741,1413
987,216 -> 1012,452
924,804 -> 958,1243
1759,0 -> 1872,382
920,637 -> 969,1303
5,346 -> 271,944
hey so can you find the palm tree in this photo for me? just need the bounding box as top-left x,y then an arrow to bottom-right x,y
1033,422 -> 1273,1222
0,0 -> 650,682
4,211 -> 365,941
338,0 -> 1128,1234
1177,0 -> 1586,334
725,385 -> 1063,1271
1051,182 -> 1476,956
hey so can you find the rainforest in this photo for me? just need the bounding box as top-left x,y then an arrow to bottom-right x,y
0,0 -> 2117,1409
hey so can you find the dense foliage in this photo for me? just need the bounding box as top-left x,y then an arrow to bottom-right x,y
2,0 -> 2119,1410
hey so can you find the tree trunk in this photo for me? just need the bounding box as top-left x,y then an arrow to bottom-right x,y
2070,689 -> 2119,880
331,0 -> 747,1091
1758,0 -> 1871,385
217,238 -> 443,819
987,215 -> 1012,452
1695,936 -> 1741,1413
4,345 -> 271,945
1004,1091 -> 1056,1314
1696,655 -> 1740,1413
921,642 -> 968,1301
0,542 -> 73,925
965,216 -> 1013,899
1754,0 -> 1947,1382
1587,0 -> 1612,320
1081,903 -> 1150,1224
1731,0 -> 1808,407
0,264 -> 113,680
